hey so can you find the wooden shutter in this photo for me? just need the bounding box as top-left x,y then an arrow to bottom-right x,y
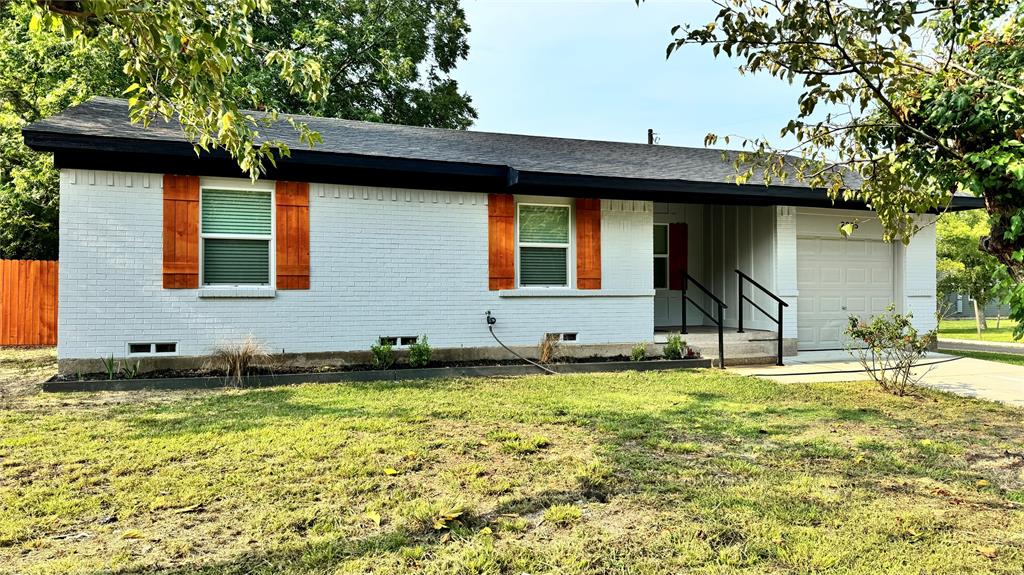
162,174 -> 200,289
488,193 -> 515,290
276,181 -> 310,290
576,198 -> 602,289
669,222 -> 688,291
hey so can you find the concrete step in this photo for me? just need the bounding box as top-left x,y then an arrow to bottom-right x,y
655,329 -> 781,364
710,354 -> 780,368
655,331 -> 779,345
692,343 -> 777,359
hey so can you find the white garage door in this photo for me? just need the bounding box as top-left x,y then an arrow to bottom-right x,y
797,237 -> 895,350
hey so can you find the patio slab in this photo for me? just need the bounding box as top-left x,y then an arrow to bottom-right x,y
729,350 -> 1024,408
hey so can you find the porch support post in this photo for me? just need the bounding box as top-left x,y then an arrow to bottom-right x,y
737,275 -> 745,333
717,302 -> 725,369
777,300 -> 785,366
681,272 -> 688,334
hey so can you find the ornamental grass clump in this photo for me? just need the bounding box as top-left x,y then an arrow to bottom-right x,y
538,334 -> 560,364
211,336 -> 269,385
845,305 -> 936,396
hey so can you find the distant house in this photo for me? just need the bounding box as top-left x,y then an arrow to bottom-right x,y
24,98 -> 983,373
941,293 -> 1011,320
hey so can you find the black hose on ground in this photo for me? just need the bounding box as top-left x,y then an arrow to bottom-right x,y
487,323 -> 558,375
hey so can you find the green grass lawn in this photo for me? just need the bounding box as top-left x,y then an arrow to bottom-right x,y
939,318 -> 1021,342
3,351 -> 1024,574
942,349 -> 1024,367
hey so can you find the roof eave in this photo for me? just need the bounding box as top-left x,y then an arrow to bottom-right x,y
22,127 -> 987,212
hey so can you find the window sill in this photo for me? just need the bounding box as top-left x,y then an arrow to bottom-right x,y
498,289 -> 655,298
198,287 -> 277,299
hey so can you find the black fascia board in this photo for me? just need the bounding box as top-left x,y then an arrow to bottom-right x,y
24,127 -> 987,211
28,130 -> 511,193
509,170 -> 986,211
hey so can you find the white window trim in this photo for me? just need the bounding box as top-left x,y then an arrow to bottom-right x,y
515,200 -> 574,289
199,179 -> 276,289
125,342 -> 179,357
653,223 -> 669,290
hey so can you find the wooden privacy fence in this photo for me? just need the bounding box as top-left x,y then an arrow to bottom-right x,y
0,260 -> 58,346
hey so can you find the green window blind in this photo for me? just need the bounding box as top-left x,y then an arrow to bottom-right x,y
519,205 -> 569,244
201,188 -> 272,286
201,189 -> 272,235
519,247 -> 567,286
203,239 -> 270,285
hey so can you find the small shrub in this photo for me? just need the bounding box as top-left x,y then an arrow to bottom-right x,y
846,305 -> 936,396
664,333 -> 686,360
370,339 -> 395,370
538,333 -> 560,364
630,343 -> 647,362
408,335 -> 431,368
210,336 -> 269,385
543,504 -> 582,526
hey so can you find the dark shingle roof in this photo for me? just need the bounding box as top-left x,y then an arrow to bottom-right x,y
25,97 -> 810,187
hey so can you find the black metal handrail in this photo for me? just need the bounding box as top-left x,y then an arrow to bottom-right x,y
735,269 -> 789,366
681,271 -> 728,369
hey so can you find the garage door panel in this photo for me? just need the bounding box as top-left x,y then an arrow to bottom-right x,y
870,297 -> 892,314
820,268 -> 842,284
798,238 -> 820,255
819,326 -> 844,348
845,240 -> 866,257
845,296 -> 867,313
820,296 -> 842,313
846,268 -> 866,285
798,267 -> 819,283
798,237 -> 895,351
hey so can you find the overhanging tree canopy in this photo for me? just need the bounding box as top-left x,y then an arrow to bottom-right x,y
653,0 -> 1024,334
0,0 -> 475,259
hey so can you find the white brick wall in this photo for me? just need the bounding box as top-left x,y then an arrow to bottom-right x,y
57,170 -> 654,360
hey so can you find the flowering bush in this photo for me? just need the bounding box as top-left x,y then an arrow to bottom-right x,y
845,305 -> 936,396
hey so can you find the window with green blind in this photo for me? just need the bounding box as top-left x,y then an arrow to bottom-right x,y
201,188 -> 272,286
518,204 -> 570,287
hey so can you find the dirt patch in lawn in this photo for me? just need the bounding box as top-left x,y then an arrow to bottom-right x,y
0,347 -> 56,403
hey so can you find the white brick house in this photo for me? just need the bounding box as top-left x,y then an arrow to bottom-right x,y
25,98 -> 981,372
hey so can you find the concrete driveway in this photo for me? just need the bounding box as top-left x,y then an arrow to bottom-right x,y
729,350 -> 1024,408
938,338 -> 1024,356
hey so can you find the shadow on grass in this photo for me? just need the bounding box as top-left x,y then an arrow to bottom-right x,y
120,386 -> 425,438
72,375 -> 1024,574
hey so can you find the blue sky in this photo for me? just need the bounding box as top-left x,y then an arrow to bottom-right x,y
454,1 -> 804,148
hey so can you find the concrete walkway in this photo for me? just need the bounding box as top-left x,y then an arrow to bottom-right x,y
938,338 -> 1024,356
729,350 -> 1024,408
